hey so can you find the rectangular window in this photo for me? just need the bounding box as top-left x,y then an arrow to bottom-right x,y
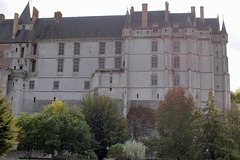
115,42 -> 122,54
57,59 -> 64,72
74,43 -> 80,55
53,81 -> 59,89
99,42 -> 105,54
151,40 -> 158,52
21,47 -> 24,57
33,44 -> 37,55
151,75 -> 157,86
152,56 -> 158,68
173,26 -> 179,33
73,59 -> 79,72
59,43 -> 65,55
99,58 -> 105,69
173,75 -> 180,86
84,81 -> 90,90
110,73 -> 113,83
153,25 -> 158,33
173,56 -> 180,68
31,60 -> 36,72
115,57 -> 122,68
0,51 -> 3,58
29,81 -> 35,89
173,41 -> 180,52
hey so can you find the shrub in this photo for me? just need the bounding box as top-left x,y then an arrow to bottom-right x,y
122,139 -> 146,160
108,143 -> 125,160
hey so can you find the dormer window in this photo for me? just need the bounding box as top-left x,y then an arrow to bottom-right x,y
152,24 -> 158,33
173,25 -> 179,33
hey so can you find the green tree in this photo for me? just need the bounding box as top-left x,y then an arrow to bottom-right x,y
190,88 -> 240,160
81,92 -> 129,160
226,104 -> 240,151
17,112 -> 41,158
231,88 -> 240,104
0,89 -> 19,157
17,100 -> 96,160
157,86 -> 196,159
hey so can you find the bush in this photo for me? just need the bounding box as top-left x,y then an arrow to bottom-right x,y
108,143 -> 125,160
122,140 -> 146,160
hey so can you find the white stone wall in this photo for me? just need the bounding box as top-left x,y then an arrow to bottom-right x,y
0,27 -> 230,115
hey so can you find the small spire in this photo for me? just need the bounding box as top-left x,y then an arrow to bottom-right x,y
221,20 -> 227,34
186,16 -> 193,28
124,11 -> 131,29
163,17 -> 170,28
19,2 -> 32,24
126,9 -> 129,16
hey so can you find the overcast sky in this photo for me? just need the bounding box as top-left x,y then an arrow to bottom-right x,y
1,0 -> 239,91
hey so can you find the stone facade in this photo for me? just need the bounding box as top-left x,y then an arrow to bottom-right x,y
0,2 -> 230,116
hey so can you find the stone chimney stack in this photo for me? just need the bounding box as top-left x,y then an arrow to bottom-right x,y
32,7 -> 39,25
191,6 -> 195,17
0,14 -> 5,21
130,6 -> 134,14
54,11 -> 62,21
200,6 -> 204,23
142,3 -> 148,28
12,13 -> 19,39
165,1 -> 169,20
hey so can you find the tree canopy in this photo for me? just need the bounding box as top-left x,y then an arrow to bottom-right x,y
17,100 -> 96,160
190,88 -> 240,160
157,86 -> 196,159
0,89 -> 19,157
231,88 -> 240,104
81,92 -> 129,160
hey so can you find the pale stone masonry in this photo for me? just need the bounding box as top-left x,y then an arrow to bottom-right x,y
0,2 -> 230,116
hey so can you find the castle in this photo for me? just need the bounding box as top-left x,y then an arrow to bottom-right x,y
0,2 -> 230,116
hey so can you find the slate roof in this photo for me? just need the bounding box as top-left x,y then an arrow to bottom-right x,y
30,15 -> 127,40
0,19 -> 32,43
0,5 -> 226,43
130,11 -> 196,29
19,2 -> 32,25
205,18 -> 220,34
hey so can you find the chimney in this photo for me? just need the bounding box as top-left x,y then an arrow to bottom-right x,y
54,11 -> 62,21
142,3 -> 148,28
32,7 -> 39,25
12,13 -> 19,39
200,6 -> 204,23
191,6 -> 195,17
130,6 -> 134,14
0,14 -> 5,21
165,1 -> 169,20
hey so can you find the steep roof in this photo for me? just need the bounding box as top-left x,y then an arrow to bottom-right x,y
205,18 -> 220,34
0,4 -> 225,43
221,21 -> 227,34
0,19 -> 32,43
30,15 -> 127,40
19,2 -> 32,25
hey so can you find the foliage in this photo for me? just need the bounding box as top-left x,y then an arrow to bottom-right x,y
142,136 -> 161,159
107,143 -> 126,160
81,92 -> 129,159
156,86 -> 196,159
231,88 -> 240,104
190,88 -> 240,160
17,100 -> 95,160
0,89 -> 19,157
127,106 -> 156,140
122,139 -> 146,160
226,103 -> 240,151
17,112 -> 41,158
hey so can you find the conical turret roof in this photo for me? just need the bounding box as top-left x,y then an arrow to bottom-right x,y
19,2 -> 32,24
